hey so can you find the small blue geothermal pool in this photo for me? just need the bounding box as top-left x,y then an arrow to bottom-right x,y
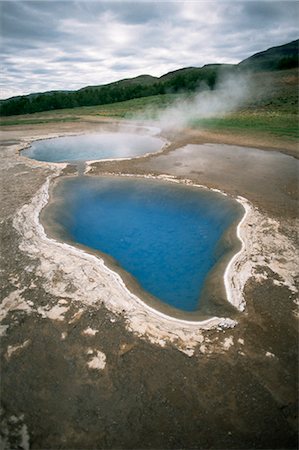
22,132 -> 164,162
45,176 -> 242,312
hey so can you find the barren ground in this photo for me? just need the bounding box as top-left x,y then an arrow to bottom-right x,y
0,120 -> 298,450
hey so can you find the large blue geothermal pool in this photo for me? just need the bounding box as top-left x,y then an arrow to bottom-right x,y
45,176 -> 242,312
22,132 -> 164,162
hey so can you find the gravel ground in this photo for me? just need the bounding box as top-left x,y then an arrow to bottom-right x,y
0,121 -> 298,450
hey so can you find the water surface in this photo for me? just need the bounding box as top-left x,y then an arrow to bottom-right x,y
22,132 -> 164,162
140,143 -> 299,217
44,176 -> 242,313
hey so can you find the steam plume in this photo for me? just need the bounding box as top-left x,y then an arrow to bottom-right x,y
137,72 -> 252,131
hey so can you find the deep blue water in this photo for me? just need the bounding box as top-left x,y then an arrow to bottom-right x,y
49,177 -> 241,312
22,132 -> 164,162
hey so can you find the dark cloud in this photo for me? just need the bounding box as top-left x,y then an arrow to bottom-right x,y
1,0 -> 298,98
112,1 -> 180,24
110,62 -> 137,71
1,1 -> 64,42
243,1 -> 299,22
54,55 -> 104,63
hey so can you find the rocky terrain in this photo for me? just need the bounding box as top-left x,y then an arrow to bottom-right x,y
0,120 -> 298,449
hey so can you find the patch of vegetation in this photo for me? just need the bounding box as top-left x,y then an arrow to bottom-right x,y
0,94 -> 181,125
0,66 -> 225,117
80,93 -> 180,118
191,112 -> 298,141
1,68 -> 297,145
238,39 -> 298,71
0,117 -> 81,126
1,39 -> 297,117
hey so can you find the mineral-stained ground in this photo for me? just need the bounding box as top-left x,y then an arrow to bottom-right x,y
0,120 -> 298,450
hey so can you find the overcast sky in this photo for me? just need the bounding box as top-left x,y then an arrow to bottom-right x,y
1,0 -> 298,99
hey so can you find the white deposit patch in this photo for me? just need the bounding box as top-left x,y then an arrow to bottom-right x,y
6,339 -> 30,359
222,336 -> 234,350
37,304 -> 69,321
82,327 -> 99,336
0,413 -> 30,450
0,325 -> 9,337
87,350 -> 107,370
12,172 -> 298,354
0,290 -> 32,322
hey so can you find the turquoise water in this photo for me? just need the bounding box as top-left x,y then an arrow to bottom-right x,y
47,176 -> 241,312
22,132 -> 164,162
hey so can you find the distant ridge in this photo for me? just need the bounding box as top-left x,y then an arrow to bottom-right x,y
238,39 -> 299,71
1,39 -> 298,117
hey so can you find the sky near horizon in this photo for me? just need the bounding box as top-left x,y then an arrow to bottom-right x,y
1,0 -> 298,99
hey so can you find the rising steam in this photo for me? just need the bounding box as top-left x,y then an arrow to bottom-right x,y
135,72 -> 252,131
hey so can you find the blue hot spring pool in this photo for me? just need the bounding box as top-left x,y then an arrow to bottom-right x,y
44,176 -> 242,312
22,132 -> 164,162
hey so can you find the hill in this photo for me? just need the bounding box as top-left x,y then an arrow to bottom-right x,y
0,39 -> 298,117
238,39 -> 298,71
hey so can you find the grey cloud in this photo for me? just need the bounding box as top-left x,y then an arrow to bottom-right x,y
1,1 -> 63,42
114,49 -> 135,58
219,1 -> 299,34
111,1 -> 180,25
54,55 -> 105,64
1,0 -> 298,99
243,1 -> 299,22
109,63 -> 137,72
31,67 -> 58,75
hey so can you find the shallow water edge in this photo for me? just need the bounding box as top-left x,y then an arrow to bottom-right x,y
13,167 -> 254,354
41,173 -> 244,319
20,128 -> 169,164
11,127 -> 298,355
11,127 -> 257,352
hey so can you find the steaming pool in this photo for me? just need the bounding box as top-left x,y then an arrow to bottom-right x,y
22,131 -> 165,162
23,132 -> 243,313
43,176 -> 242,313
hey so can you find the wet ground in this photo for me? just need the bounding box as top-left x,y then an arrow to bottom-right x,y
0,120 -> 298,449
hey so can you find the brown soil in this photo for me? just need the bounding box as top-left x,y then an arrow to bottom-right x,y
0,120 -> 298,450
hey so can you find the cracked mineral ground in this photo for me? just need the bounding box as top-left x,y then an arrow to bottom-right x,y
0,120 -> 298,450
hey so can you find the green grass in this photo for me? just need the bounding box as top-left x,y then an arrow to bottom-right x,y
1,75 -> 298,143
0,94 -> 180,126
92,93 -> 180,118
48,94 -> 178,118
191,112 -> 299,140
0,117 -> 81,126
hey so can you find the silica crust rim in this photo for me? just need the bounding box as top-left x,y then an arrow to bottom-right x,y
41,172 -> 247,321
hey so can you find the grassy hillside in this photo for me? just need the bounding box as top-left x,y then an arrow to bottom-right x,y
192,68 -> 298,141
1,68 -> 298,146
0,65 -> 227,117
239,39 -> 298,71
1,39 -> 298,117
192,112 -> 298,141
0,94 -> 180,125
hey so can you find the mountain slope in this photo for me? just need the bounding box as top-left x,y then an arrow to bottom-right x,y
0,65 -> 229,116
238,39 -> 299,71
1,39 -> 298,117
